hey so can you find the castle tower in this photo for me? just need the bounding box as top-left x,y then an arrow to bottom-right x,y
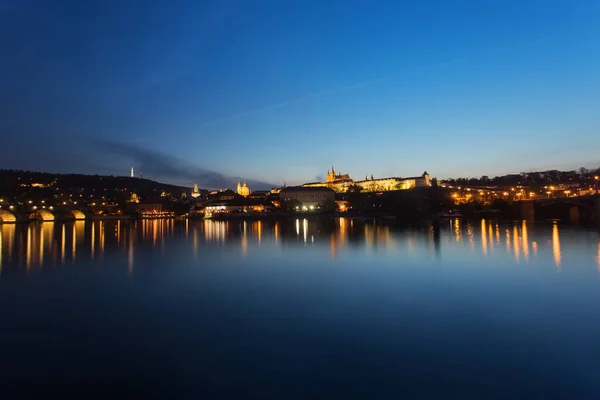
327,166 -> 336,183
191,183 -> 200,198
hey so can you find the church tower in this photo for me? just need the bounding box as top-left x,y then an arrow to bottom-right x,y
191,183 -> 200,198
236,181 -> 242,195
327,166 -> 336,183
240,181 -> 250,197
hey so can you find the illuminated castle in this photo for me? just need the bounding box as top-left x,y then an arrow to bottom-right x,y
236,181 -> 250,197
326,166 -> 352,184
304,166 -> 431,193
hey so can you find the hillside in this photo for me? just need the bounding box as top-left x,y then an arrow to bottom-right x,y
0,169 -> 200,203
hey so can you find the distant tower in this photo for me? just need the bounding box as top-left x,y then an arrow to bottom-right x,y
191,183 -> 200,198
327,166 -> 336,183
130,167 -> 134,178
237,180 -> 242,194
139,172 -> 142,179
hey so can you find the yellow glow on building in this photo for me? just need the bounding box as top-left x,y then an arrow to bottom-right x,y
30,209 -> 55,222
0,209 -> 17,223
70,209 -> 86,220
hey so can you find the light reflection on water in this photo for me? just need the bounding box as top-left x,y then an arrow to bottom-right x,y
0,218 -> 599,275
2,217 -> 600,397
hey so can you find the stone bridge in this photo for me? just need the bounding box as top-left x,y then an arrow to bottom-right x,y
518,196 -> 600,222
0,208 -> 88,223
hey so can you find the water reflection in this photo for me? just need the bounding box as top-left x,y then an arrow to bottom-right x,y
513,225 -> 520,263
522,221 -> 530,261
0,218 -> 598,275
481,220 -> 487,255
552,222 -> 561,269
597,241 -> 600,271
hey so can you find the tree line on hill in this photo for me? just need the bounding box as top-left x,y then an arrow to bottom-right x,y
0,169 -> 192,201
442,167 -> 600,187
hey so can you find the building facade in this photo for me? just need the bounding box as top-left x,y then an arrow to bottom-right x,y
236,181 -> 250,197
303,167 -> 431,193
279,186 -> 335,209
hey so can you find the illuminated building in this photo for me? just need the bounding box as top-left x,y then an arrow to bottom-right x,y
130,167 -> 134,178
279,187 -> 335,210
236,181 -> 251,197
195,190 -> 270,217
303,166 -> 431,193
127,192 -> 140,204
136,200 -> 174,218
191,183 -> 201,198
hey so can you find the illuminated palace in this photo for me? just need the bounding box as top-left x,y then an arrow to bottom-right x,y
303,166 -> 431,193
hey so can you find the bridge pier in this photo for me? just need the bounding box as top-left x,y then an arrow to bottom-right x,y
569,206 -> 580,224
594,197 -> 600,220
519,201 -> 535,221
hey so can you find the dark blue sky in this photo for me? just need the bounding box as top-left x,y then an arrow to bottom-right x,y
1,0 -> 599,188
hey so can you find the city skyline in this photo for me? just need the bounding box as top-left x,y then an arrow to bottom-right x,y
1,0 -> 600,188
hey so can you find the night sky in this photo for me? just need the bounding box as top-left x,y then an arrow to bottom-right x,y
1,0 -> 599,189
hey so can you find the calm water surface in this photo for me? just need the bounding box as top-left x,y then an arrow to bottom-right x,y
1,218 -> 600,398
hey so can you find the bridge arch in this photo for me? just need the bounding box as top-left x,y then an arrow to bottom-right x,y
68,209 -> 86,220
0,209 -> 16,223
29,209 -> 55,222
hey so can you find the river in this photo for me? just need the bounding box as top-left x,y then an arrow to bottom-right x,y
1,218 -> 600,398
